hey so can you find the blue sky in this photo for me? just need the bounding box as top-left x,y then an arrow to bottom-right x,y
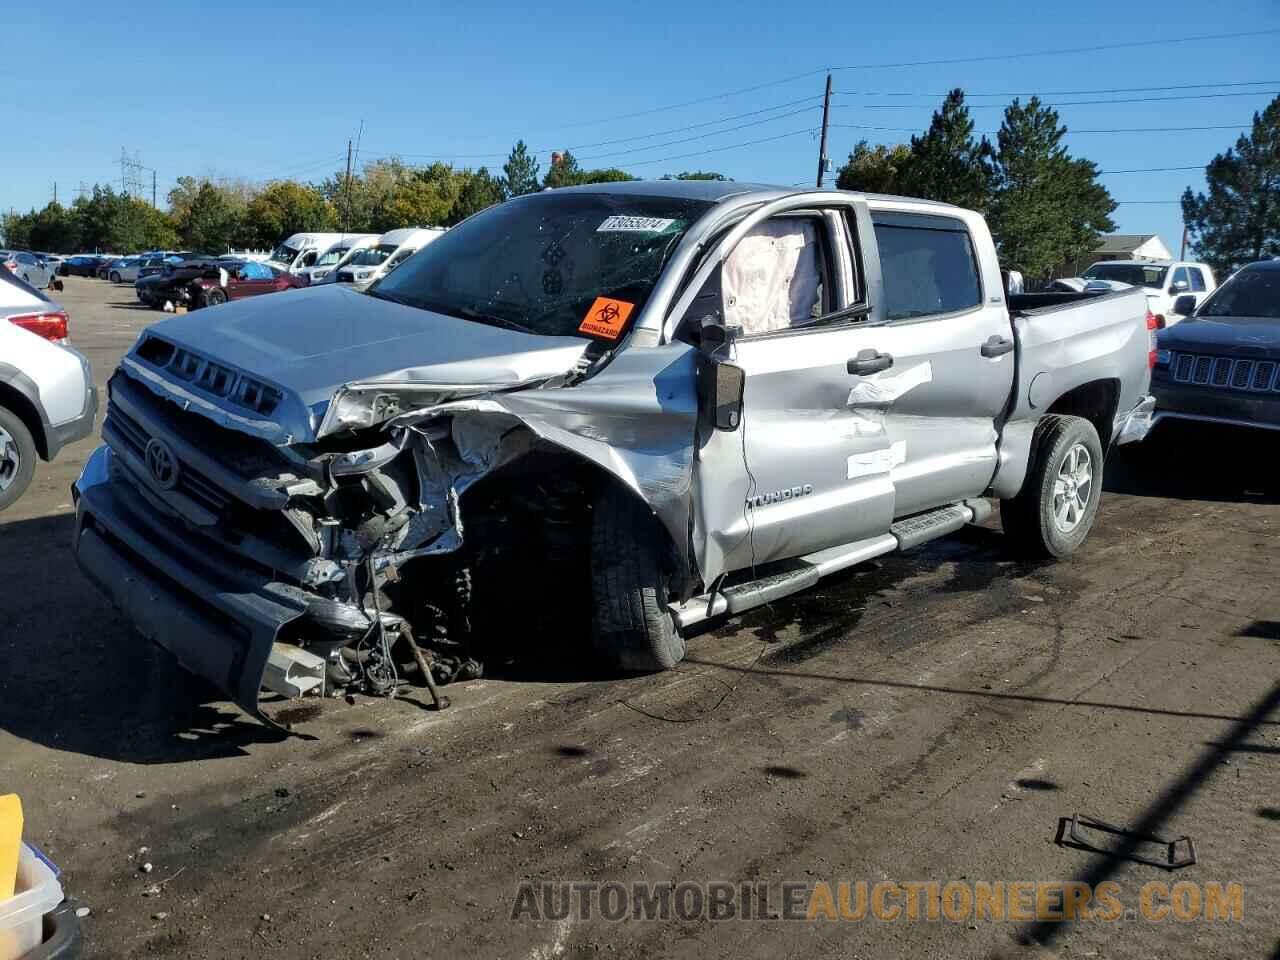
7,0 -> 1279,254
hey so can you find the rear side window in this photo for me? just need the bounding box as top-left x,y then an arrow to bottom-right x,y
1172,266 -> 1189,289
871,213 -> 981,321
1189,267 -> 1207,292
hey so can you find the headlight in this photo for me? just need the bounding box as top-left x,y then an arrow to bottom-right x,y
1155,349 -> 1171,367
318,389 -> 402,434
354,270 -> 371,280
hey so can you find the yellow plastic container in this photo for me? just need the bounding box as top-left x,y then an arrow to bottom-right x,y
0,796 -> 21,902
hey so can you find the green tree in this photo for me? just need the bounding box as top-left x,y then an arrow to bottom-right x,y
25,202 -> 82,252
383,163 -> 466,228
1,210 -> 35,250
449,167 -> 505,224
178,182 -> 242,253
72,185 -> 126,251
111,197 -> 178,252
987,97 -> 1116,280
242,180 -> 336,248
544,152 -> 636,188
662,171 -> 730,181
502,140 -> 541,198
1181,94 -> 1280,275
543,151 -> 583,189
897,89 -> 994,211
835,141 -> 912,194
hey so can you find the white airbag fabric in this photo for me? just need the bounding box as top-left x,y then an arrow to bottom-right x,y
722,219 -> 821,336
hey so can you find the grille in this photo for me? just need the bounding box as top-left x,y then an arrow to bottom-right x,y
136,336 -> 282,416
1170,352 -> 1280,393
105,401 -> 232,516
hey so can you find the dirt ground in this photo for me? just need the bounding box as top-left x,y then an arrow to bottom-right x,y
1,277 -> 1277,959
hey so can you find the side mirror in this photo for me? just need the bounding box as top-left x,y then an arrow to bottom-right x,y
1170,279 -> 1189,293
697,355 -> 745,432
1173,294 -> 1197,316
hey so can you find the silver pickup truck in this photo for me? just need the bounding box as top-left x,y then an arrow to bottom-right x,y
72,180 -> 1155,721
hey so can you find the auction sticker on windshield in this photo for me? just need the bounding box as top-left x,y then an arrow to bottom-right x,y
579,297 -> 636,340
597,216 -> 676,233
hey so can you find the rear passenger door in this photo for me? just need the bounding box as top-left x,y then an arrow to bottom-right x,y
857,209 -> 1016,517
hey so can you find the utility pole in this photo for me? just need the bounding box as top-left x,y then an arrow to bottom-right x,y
53,182 -> 57,204
816,73 -> 832,189
342,139 -> 354,233
1180,224 -> 1189,260
152,170 -> 157,208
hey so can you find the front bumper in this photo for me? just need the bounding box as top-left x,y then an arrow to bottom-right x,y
1152,377 -> 1280,435
1112,394 -> 1156,445
71,445 -> 314,720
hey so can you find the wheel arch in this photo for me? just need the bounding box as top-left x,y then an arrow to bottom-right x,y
0,374 -> 51,460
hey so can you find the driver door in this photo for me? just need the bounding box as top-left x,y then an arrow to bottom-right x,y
678,196 -> 897,583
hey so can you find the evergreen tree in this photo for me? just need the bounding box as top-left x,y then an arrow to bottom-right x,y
897,89 -> 994,211
450,167 -> 505,224
503,140 -> 541,198
988,97 -> 1116,280
1181,94 -> 1280,275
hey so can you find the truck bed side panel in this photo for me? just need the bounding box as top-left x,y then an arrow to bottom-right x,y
989,288 -> 1151,499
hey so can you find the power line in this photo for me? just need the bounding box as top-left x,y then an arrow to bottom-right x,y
574,104 -> 822,164
546,27 -> 1279,130
828,122 -> 1252,135
832,79 -> 1279,99
1098,165 -> 1204,174
609,128 -> 819,168
842,90 -> 1278,109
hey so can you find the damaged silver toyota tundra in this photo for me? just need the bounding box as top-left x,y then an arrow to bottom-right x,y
72,180 -> 1157,723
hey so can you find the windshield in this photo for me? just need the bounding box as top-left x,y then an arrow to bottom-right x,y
1083,263 -> 1168,289
371,193 -> 712,338
269,243 -> 300,265
348,244 -> 395,268
315,247 -> 348,267
1198,267 -> 1280,320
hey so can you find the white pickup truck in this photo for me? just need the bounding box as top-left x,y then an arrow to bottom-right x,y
1082,259 -> 1217,325
72,181 -> 1155,720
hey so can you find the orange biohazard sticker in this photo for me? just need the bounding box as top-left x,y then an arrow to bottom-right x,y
578,297 -> 635,340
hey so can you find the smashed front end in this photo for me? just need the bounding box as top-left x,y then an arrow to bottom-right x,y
72,329 -> 700,722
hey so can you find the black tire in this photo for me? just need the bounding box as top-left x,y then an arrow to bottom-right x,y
0,406 -> 38,512
109,271 -> 121,283
590,485 -> 685,672
203,288 -> 227,307
1000,414 -> 1104,559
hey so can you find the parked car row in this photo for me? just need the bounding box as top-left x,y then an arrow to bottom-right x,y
0,250 -> 58,289
136,257 -> 306,309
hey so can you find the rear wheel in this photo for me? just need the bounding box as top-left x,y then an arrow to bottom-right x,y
590,485 -> 685,672
0,407 -> 37,512
203,288 -> 227,307
1000,415 -> 1104,559
109,271 -> 120,283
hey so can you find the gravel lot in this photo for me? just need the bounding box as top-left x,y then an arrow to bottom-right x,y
2,276 -> 1277,959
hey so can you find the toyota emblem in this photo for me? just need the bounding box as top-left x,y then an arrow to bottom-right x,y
144,438 -> 180,490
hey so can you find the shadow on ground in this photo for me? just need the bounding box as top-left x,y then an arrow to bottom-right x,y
0,513 -> 283,764
1106,423 -> 1280,504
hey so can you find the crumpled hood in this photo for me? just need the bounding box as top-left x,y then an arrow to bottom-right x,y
128,284 -> 592,442
1158,315 -> 1280,357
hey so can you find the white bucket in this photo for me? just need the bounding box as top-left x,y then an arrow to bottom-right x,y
0,845 -> 64,960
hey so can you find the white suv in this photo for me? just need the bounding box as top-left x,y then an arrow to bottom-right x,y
1082,260 -> 1217,325
0,271 -> 97,510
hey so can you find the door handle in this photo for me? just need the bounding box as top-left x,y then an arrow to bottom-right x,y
847,349 -> 894,375
980,335 -> 1015,358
